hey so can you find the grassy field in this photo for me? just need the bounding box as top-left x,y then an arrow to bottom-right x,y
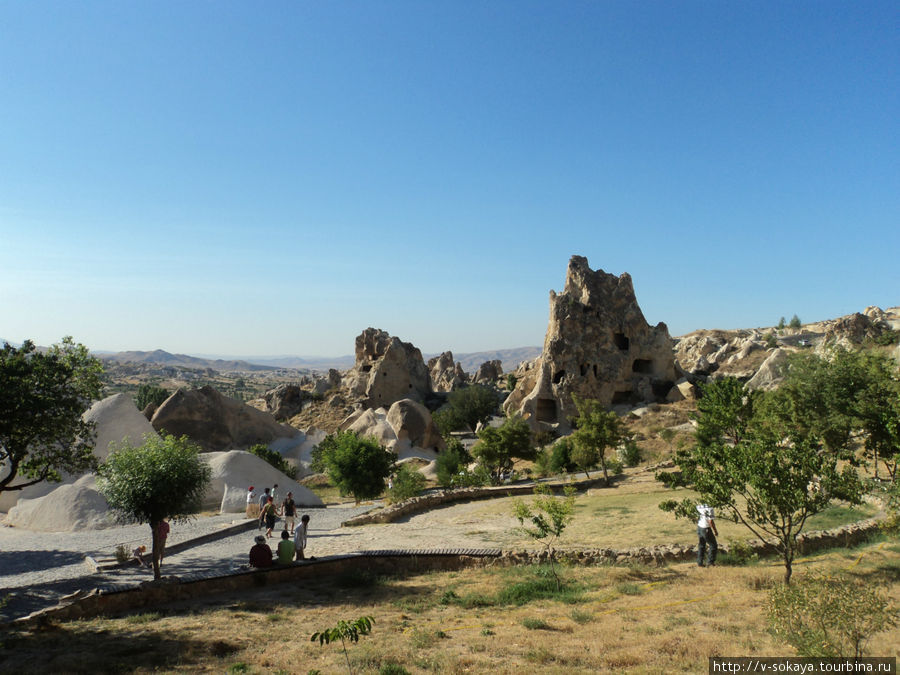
2,539 -> 898,674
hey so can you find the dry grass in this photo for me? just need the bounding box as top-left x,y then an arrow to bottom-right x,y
2,541 -> 898,674
445,477 -> 878,553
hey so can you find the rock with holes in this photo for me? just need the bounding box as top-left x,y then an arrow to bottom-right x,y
503,255 -> 676,431
343,328 -> 431,408
428,351 -> 469,392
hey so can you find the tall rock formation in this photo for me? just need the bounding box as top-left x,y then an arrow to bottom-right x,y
344,328 -> 431,408
504,256 -> 676,429
428,351 -> 469,392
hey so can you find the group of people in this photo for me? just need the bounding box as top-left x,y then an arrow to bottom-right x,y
249,513 -> 311,568
244,484 -> 313,568
246,485 -> 301,537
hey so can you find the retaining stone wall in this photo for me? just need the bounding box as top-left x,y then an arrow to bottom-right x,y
11,517 -> 883,627
342,479 -> 606,527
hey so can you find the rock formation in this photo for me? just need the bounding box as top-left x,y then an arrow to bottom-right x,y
428,351 -> 469,392
343,328 -> 431,408
204,451 -> 323,513
386,399 -> 445,452
473,359 -> 503,384
0,393 -> 158,513
150,385 -> 300,452
263,383 -> 314,421
504,256 -> 676,429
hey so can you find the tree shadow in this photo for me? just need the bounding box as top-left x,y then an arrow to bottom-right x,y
0,549 -> 86,576
0,622 -> 242,673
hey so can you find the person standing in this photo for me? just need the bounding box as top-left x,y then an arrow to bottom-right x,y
281,491 -> 297,535
257,487 -> 270,529
696,503 -> 718,567
294,513 -> 310,561
261,497 -> 277,538
246,486 -> 257,519
155,518 -> 170,564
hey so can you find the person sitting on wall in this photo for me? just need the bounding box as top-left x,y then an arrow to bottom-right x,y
249,535 -> 273,568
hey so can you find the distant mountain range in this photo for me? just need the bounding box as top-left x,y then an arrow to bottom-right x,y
97,346 -> 542,375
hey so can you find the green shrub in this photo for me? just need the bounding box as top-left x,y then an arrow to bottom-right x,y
548,438 -> 577,474
435,439 -> 470,487
386,464 -> 425,504
449,465 -> 491,488
617,437 -> 642,467
769,571 -> 896,657
248,444 -> 297,480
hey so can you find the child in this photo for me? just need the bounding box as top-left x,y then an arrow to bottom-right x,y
294,514 -> 310,561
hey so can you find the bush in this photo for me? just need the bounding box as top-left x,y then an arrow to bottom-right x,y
616,437 -> 642,467
386,464 -> 426,504
433,385 -> 499,434
315,431 -> 396,503
548,438 -> 578,474
450,465 -> 491,488
248,444 -> 297,480
435,438 -> 470,488
769,571 -> 897,657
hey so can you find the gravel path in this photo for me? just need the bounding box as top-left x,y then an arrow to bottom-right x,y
0,504 -> 376,622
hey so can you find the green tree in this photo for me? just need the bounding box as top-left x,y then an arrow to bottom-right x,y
769,571 -> 896,657
514,484 -> 577,591
248,443 -> 297,479
0,338 -> 103,494
471,415 -> 533,484
311,616 -> 374,675
386,464 -> 426,504
570,396 -> 624,484
432,385 -> 499,434
659,378 -> 864,583
315,431 -> 395,503
789,314 -> 802,330
777,317 -> 786,330
97,433 -> 211,579
435,438 -> 471,487
134,383 -> 170,411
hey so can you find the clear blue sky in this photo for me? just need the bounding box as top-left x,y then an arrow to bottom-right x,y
2,2 -> 897,357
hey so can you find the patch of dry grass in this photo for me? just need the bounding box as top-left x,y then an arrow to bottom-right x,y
3,542 -> 897,673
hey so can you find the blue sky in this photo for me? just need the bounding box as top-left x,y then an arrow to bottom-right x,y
1,2 -> 897,357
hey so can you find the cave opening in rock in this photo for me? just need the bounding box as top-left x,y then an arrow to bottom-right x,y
536,398 -> 557,423
614,333 -> 629,351
552,369 -> 566,385
611,390 -> 633,405
632,359 -> 653,374
580,363 -> 588,377
361,365 -> 372,372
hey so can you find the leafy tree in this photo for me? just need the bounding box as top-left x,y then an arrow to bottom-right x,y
777,317 -> 786,330
315,430 -> 395,503
97,433 -> 211,579
514,484 -> 577,591
0,338 -> 103,494
311,616 -> 374,675
769,571 -> 896,657
435,438 -> 470,487
248,443 -> 297,479
851,351 -> 900,480
386,464 -> 426,504
134,383 -> 169,411
506,374 -> 518,391
789,314 -> 802,330
659,378 -> 864,583
471,415 -> 533,484
570,396 -> 624,484
432,385 -> 499,434
763,332 -> 777,349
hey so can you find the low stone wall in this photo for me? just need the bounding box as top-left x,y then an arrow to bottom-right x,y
11,517 -> 883,627
342,478 -> 607,526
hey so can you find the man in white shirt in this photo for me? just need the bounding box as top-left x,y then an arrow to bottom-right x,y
697,504 -> 718,567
